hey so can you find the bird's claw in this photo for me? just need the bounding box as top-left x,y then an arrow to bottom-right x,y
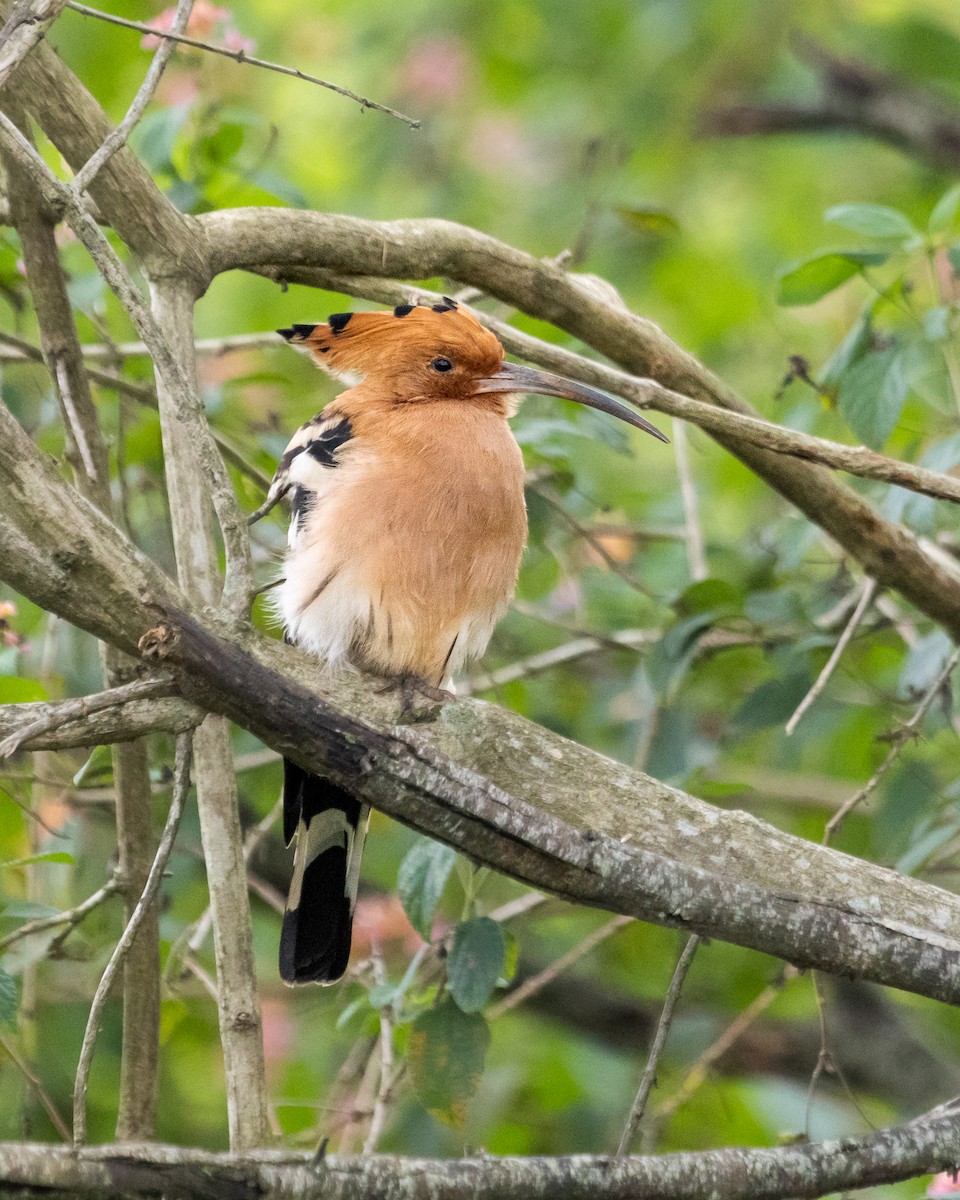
375,673 -> 454,714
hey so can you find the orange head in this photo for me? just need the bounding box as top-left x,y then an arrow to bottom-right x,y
278,300 -> 668,440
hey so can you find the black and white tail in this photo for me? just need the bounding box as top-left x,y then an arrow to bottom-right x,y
279,759 -> 369,985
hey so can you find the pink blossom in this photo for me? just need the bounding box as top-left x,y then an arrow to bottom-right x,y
396,36 -> 470,104
0,601 -> 17,620
141,2 -> 254,54
928,1172 -> 960,1196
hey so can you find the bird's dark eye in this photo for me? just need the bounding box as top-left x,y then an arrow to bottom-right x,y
430,357 -> 454,372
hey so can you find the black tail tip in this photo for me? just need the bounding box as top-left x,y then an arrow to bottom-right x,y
277,323 -> 317,342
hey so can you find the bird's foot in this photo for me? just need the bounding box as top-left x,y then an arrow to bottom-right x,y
375,673 -> 454,715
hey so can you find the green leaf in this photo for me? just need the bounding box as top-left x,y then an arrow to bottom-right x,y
824,203 -> 919,243
646,611 -> 722,699
923,305 -> 952,342
408,997 -> 490,1127
0,965 -> 18,1026
73,744 -> 114,787
949,243 -> 960,277
0,677 -> 47,704
397,839 -> 457,939
616,205 -> 680,236
776,251 -> 886,306
929,184 -> 960,235
817,308 -> 875,395
837,346 -> 909,449
874,761 -> 939,859
0,852 -> 74,870
447,917 -> 505,1013
732,673 -> 812,733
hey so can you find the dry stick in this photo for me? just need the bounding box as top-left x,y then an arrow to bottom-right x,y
71,0 -> 194,196
617,934 -> 701,1156
0,112 -> 253,616
0,1034 -> 71,1140
363,950 -> 396,1155
0,677 -> 176,760
824,646 -> 960,844
785,577 -> 879,736
0,331 -> 282,361
463,630 -> 660,694
0,0 -> 68,90
672,420 -> 707,582
644,965 -> 800,1151
64,1 -> 421,129
0,875 -> 120,953
489,915 -> 633,1019
306,274 -> 960,510
150,279 -> 268,1151
72,733 -> 192,1147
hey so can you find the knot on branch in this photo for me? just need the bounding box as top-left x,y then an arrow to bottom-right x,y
139,623 -> 179,661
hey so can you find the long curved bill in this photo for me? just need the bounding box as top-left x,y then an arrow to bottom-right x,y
474,361 -> 669,444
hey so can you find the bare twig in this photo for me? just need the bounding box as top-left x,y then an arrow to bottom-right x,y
73,733 -> 192,1146
0,1034 -> 71,1140
70,0 -> 194,195
489,915 -> 632,1020
276,273 -> 960,511
0,110 -> 254,615
362,950 -> 396,1155
464,630 -> 659,694
0,331 -> 283,361
647,965 -> 800,1145
0,875 -> 120,953
786,577 -> 878,736
0,677 -> 177,759
672,420 -> 707,582
64,1 -> 421,129
824,647 -> 960,843
617,934 -> 701,1155
0,0 -> 68,91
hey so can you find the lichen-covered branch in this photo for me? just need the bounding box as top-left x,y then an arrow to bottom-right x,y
1,1103 -> 960,1200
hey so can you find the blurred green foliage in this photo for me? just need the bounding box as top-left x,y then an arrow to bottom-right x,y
2,0 -> 960,1192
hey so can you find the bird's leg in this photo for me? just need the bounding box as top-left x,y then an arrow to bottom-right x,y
375,673 -> 455,711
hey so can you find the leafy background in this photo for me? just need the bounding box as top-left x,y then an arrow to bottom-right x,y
2,0 -> 960,1192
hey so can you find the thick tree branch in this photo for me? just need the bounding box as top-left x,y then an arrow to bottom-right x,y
5,399 -> 960,1007
0,0 -> 67,91
702,38 -> 960,175
197,209 -> 960,640
0,688 -> 203,749
1,1105 -> 960,1200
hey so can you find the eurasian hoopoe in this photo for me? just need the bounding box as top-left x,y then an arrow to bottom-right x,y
260,299 -> 667,984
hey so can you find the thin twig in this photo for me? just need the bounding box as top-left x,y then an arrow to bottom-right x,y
0,0 -> 68,91
464,630 -> 659,694
306,273 -> 960,509
672,419 -> 707,582
0,331 -> 282,361
64,2 -> 421,129
824,647 -> 960,843
0,875 -> 121,953
0,1033 -> 71,1140
617,934 -> 701,1155
71,0 -> 194,195
0,677 -> 177,759
786,577 -> 878,736
362,949 -> 396,1155
489,915 -> 632,1019
72,733 -> 192,1146
646,965 -> 800,1146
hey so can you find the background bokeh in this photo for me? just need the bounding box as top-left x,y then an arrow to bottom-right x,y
3,1 -> 960,1193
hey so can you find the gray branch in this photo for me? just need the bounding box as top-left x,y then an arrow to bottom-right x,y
1,1103 -> 960,1200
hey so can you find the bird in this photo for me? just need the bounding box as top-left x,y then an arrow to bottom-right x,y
258,298 -> 668,985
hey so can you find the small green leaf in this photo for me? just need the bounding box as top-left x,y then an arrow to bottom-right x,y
924,305 -> 951,342
397,839 -> 457,939
817,308 -> 875,395
73,744 -> 114,788
776,251 -> 886,306
0,965 -> 18,1026
646,611 -> 722,699
0,852 -> 74,869
616,205 -> 680,236
0,677 -> 47,704
825,203 -> 919,242
929,184 -> 960,235
408,997 -> 490,1127
732,673 -> 812,732
837,346 -> 909,449
0,901 -> 61,920
447,917 -> 505,1014
948,243 -> 960,277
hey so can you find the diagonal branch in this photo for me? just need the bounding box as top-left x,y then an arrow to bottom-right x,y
0,0 -> 67,90
199,210 -> 960,641
5,393 -> 960,1008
